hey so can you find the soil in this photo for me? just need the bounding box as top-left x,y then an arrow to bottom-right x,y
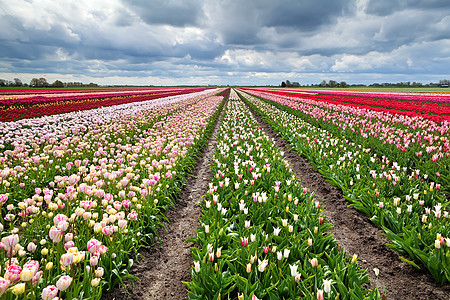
103,97 -> 450,300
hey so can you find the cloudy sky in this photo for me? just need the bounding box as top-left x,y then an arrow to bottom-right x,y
0,0 -> 449,86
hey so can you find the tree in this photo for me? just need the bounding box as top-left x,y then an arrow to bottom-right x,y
13,78 -> 22,87
340,81 -> 348,88
285,80 -> 292,87
281,81 -> 286,87
30,78 -> 40,87
30,77 -> 49,87
52,80 -> 64,87
38,77 -> 49,87
328,80 -> 337,88
320,80 -> 327,87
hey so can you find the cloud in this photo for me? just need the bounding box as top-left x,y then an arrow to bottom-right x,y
0,0 -> 449,85
124,0 -> 205,27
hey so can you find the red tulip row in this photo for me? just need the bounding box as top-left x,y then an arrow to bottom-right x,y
275,88 -> 450,104
0,88 -> 206,122
246,88 -> 450,123
0,87 -> 171,97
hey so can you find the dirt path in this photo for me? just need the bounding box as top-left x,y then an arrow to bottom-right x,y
245,100 -> 450,300
102,101 -> 226,300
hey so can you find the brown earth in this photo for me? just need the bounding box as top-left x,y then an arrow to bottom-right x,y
103,97 -> 450,300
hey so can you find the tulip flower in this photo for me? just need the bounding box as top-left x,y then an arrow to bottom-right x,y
4,265 -> 22,284
289,264 -> 298,277
193,261 -> 200,273
12,282 -> 26,295
95,267 -> 104,278
310,258 -> 318,269
317,289 -> 324,300
0,278 -> 10,296
56,275 -> 73,291
2,234 -> 19,252
42,285 -> 58,300
257,259 -> 268,272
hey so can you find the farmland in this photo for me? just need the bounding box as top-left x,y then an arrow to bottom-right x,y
0,87 -> 449,299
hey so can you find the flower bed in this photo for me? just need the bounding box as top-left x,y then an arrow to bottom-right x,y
186,89 -> 380,299
239,89 -> 450,284
0,89 -> 225,299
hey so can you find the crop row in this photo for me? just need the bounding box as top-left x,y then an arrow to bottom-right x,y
242,88 -> 449,193
238,89 -> 450,283
186,89 -> 381,299
277,88 -> 450,104
0,88 -> 206,122
0,89 -> 225,299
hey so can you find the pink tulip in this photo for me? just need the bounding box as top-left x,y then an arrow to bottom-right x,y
41,285 -> 58,300
4,265 -> 22,284
64,241 -> 75,251
65,233 -> 73,242
317,289 -> 324,300
49,227 -> 63,243
0,278 -> 10,296
53,214 -> 69,226
102,226 -> 114,236
23,260 -> 39,275
94,267 -> 104,278
90,255 -> 99,266
27,242 -> 37,253
87,239 -> 102,254
0,194 -> 8,205
127,211 -> 138,221
56,275 -> 72,291
113,201 -> 122,210
60,253 -> 74,267
1,234 -> 19,251
122,200 -> 131,209
311,258 -> 318,269
32,271 -> 43,286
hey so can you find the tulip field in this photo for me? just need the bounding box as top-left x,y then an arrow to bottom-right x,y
186,90 -> 380,299
0,86 -> 449,299
0,87 -> 226,299
237,89 -> 450,280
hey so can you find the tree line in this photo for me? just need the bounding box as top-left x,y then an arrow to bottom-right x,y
0,77 -> 98,87
281,79 -> 449,88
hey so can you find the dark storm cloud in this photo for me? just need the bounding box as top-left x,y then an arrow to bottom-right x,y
124,0 -> 205,27
365,0 -> 450,16
257,0 -> 349,29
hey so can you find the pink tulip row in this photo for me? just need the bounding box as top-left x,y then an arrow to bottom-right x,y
0,89 -> 225,298
242,89 -> 449,188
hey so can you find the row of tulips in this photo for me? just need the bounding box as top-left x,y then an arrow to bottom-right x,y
186,89 -> 381,299
0,88 -> 204,106
0,87 -> 185,101
0,89 -> 226,299
0,89 -> 222,202
242,88 -> 450,193
259,88 -> 450,116
275,88 -> 450,104
0,88 -> 206,122
238,89 -> 450,283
